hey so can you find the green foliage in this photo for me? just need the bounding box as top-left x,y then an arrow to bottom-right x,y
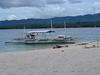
0,21 -> 100,29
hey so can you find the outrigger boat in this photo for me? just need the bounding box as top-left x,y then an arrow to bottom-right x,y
5,21 -> 77,44
6,30 -> 76,44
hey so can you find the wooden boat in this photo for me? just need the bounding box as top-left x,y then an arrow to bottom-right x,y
6,30 -> 76,44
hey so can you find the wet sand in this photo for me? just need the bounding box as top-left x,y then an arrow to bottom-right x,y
0,44 -> 100,75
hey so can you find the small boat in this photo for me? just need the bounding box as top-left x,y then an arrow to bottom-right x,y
6,30 -> 76,44
5,21 -> 77,44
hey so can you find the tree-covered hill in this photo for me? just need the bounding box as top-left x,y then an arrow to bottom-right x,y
0,13 -> 100,29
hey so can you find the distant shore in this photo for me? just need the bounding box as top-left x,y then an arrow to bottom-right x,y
0,43 -> 100,75
0,27 -> 100,29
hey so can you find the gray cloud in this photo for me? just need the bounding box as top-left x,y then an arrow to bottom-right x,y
46,0 -> 65,4
0,0 -> 46,8
0,0 -> 65,8
68,0 -> 82,3
94,2 -> 100,10
0,0 -> 100,21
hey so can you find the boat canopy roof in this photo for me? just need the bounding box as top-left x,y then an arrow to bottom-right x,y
26,30 -> 55,34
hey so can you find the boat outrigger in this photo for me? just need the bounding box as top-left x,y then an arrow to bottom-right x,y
5,21 -> 78,44
6,29 -> 76,44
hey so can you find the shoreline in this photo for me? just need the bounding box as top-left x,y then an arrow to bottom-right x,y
0,41 -> 99,54
0,43 -> 100,75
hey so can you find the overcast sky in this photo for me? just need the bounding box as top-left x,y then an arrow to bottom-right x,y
0,0 -> 100,20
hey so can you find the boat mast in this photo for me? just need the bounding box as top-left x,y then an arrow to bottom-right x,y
64,21 -> 67,35
50,20 -> 53,31
23,25 -> 26,37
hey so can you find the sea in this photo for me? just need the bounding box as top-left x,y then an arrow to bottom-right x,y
0,28 -> 100,52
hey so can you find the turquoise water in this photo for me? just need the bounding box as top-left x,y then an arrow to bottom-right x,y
0,28 -> 100,52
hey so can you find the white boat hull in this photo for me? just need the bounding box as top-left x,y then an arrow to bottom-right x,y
6,39 -> 76,44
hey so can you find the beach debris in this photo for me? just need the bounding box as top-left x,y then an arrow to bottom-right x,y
61,50 -> 64,52
71,70 -> 75,72
53,45 -> 63,49
65,45 -> 69,47
84,44 -> 96,48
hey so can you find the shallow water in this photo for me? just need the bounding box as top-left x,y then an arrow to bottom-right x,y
0,28 -> 100,52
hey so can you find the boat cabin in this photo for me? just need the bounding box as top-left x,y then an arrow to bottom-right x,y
25,30 -> 55,40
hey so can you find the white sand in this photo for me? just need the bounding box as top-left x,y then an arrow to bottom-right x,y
0,44 -> 100,75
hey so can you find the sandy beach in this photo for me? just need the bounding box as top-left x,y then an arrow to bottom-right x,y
0,43 -> 100,75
